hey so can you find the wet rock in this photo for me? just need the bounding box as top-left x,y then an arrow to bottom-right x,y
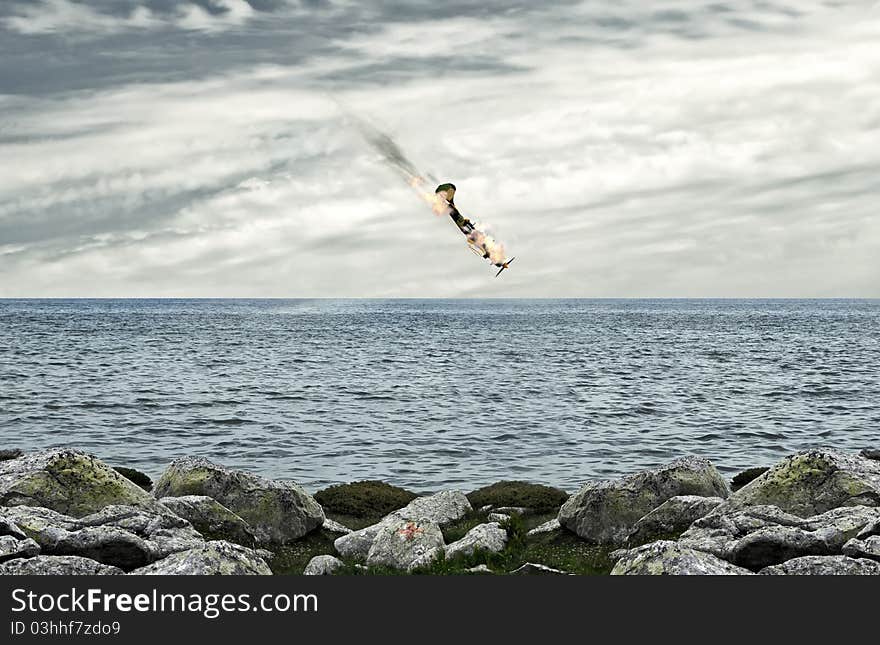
303,554 -> 344,575
154,457 -> 323,545
113,467 -> 153,492
731,467 -> 770,492
321,518 -> 352,535
130,541 -> 272,575
760,555 -> 880,575
0,535 -> 40,562
527,518 -> 561,536
365,518 -> 444,571
160,496 -> 256,547
0,449 -> 163,517
842,536 -> 880,562
445,523 -> 507,560
559,456 -> 730,545
510,562 -> 569,575
626,495 -> 724,546
0,554 -> 124,575
727,449 -> 880,517
611,540 -> 753,575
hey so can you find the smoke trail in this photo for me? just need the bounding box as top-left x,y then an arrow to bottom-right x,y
344,109 -> 510,268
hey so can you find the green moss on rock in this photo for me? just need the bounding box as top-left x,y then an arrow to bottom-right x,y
466,481 -> 569,513
314,481 -> 417,519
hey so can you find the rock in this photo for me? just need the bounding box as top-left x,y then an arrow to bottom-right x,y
611,540 -> 753,575
4,504 -> 203,571
0,449 -> 164,517
479,505 -> 494,513
559,456 -> 730,545
321,518 -> 352,534
130,541 -> 272,575
842,536 -> 880,562
727,526 -> 829,569
467,564 -> 493,574
0,554 -> 124,575
154,457 -> 323,545
0,535 -> 40,562
527,518 -> 561,536
113,467 -> 153,492
760,555 -> 880,575
727,449 -> 880,517
303,554 -> 344,575
731,467 -> 770,492
487,513 -> 510,523
334,490 -> 472,560
0,449 -> 23,461
445,523 -> 508,560
0,516 -> 27,540
802,506 -> 880,551
494,506 -> 530,516
365,518 -> 444,571
860,448 -> 880,461
857,519 -> 880,539
510,562 -> 569,575
626,495 -> 724,546
160,496 -> 256,547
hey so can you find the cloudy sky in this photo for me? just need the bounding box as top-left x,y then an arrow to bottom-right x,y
1,0 -> 878,297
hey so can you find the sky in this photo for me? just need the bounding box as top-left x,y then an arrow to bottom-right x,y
1,0 -> 878,297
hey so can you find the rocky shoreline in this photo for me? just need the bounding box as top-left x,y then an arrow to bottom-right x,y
1,447 -> 879,575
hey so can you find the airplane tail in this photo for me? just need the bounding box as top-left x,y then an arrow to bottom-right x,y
495,257 -> 516,277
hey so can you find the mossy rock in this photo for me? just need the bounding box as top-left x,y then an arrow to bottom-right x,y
113,467 -> 153,492
466,481 -> 568,513
731,467 -> 769,492
314,481 -> 417,519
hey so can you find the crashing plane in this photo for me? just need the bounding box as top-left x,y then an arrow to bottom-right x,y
434,182 -> 515,277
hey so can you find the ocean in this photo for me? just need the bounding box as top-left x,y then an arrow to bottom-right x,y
1,299 -> 878,493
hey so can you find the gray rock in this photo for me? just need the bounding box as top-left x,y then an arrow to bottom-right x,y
510,562 -> 569,575
802,506 -> 880,551
527,518 -> 561,536
130,541 -> 272,575
678,504 -> 807,559
3,504 -> 203,571
857,519 -> 880,539
860,448 -> 880,461
365,518 -> 444,571
727,449 -> 880,517
0,516 -> 27,540
0,449 -> 164,517
321,518 -> 352,534
445,522 -> 507,560
160,496 -> 256,547
727,526 -> 829,570
842,536 -> 880,562
0,449 -> 23,461
494,506 -> 530,516
0,555 -> 124,575
479,505 -> 493,512
487,513 -> 510,523
467,564 -> 493,574
611,540 -> 753,575
303,554 -> 344,575
559,456 -> 730,545
626,495 -> 724,546
154,457 -> 323,545
760,555 -> 880,575
333,490 -> 471,560
0,535 -> 40,562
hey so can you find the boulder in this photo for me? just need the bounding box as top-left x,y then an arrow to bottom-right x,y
727,526 -> 829,570
130,541 -> 272,575
0,535 -> 40,562
153,457 -> 323,545
678,505 -> 809,559
802,506 -> 880,551
527,518 -> 561,537
510,562 -> 569,575
0,516 -> 27,540
333,490 -> 471,560
365,518 -> 444,571
842,536 -> 880,562
0,554 -> 124,575
160,496 -> 256,547
727,449 -> 880,517
559,456 -> 730,545
626,495 -> 724,546
611,540 -> 753,575
760,555 -> 880,575
0,449 -> 163,517
321,518 -> 352,535
303,555 -> 344,575
3,504 -> 203,571
445,523 -> 507,560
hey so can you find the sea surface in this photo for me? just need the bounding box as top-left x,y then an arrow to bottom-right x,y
1,299 -> 878,493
